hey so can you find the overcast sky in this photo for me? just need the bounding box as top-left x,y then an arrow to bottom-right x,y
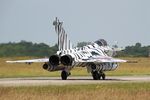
0,0 -> 149,47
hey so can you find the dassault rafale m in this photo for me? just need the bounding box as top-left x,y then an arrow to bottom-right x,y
7,18 -> 126,80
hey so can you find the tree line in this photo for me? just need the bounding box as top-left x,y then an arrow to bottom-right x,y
0,41 -> 149,57
117,43 -> 150,57
0,40 -> 58,57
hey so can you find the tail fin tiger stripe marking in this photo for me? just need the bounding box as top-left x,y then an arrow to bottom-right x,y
53,17 -> 72,51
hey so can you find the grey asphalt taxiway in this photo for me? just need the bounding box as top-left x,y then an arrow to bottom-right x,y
0,76 -> 150,87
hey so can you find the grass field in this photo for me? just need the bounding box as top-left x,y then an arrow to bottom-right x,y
0,57 -> 150,77
0,82 -> 150,100
0,57 -> 150,100
107,57 -> 150,76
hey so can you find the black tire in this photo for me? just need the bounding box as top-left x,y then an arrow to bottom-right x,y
99,74 -> 102,80
101,73 -> 106,80
92,71 -> 100,80
61,71 -> 68,80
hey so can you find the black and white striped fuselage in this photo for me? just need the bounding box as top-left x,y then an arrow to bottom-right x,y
48,18 -> 119,73
54,43 -> 118,72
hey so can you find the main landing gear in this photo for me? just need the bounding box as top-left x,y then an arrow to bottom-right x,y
90,63 -> 106,80
92,71 -> 106,80
61,70 -> 71,80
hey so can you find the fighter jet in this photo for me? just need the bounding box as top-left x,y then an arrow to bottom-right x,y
6,18 -> 126,80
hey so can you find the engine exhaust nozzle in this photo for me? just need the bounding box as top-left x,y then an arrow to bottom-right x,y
49,55 -> 59,66
60,55 -> 73,66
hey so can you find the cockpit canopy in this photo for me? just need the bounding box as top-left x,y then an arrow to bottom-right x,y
94,39 -> 108,46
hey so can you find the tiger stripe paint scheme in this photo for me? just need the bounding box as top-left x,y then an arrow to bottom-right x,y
6,18 -> 126,80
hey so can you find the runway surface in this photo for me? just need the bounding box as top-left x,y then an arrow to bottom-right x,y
0,76 -> 150,87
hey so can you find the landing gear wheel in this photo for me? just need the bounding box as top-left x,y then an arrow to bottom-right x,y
98,72 -> 106,80
101,73 -> 106,80
92,71 -> 100,80
61,71 -> 68,80
101,73 -> 105,80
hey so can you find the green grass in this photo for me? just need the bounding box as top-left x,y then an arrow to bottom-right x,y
0,82 -> 150,100
0,57 -> 150,77
0,57 -> 150,100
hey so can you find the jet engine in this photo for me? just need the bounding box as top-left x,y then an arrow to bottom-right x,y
49,55 -> 59,66
60,55 -> 73,66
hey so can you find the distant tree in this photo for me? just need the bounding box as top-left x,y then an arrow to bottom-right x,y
0,41 -> 149,57
135,42 -> 141,47
0,41 -> 58,57
121,43 -> 149,57
49,44 -> 58,56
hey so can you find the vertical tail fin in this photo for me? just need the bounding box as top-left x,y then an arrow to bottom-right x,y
53,17 -> 72,51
